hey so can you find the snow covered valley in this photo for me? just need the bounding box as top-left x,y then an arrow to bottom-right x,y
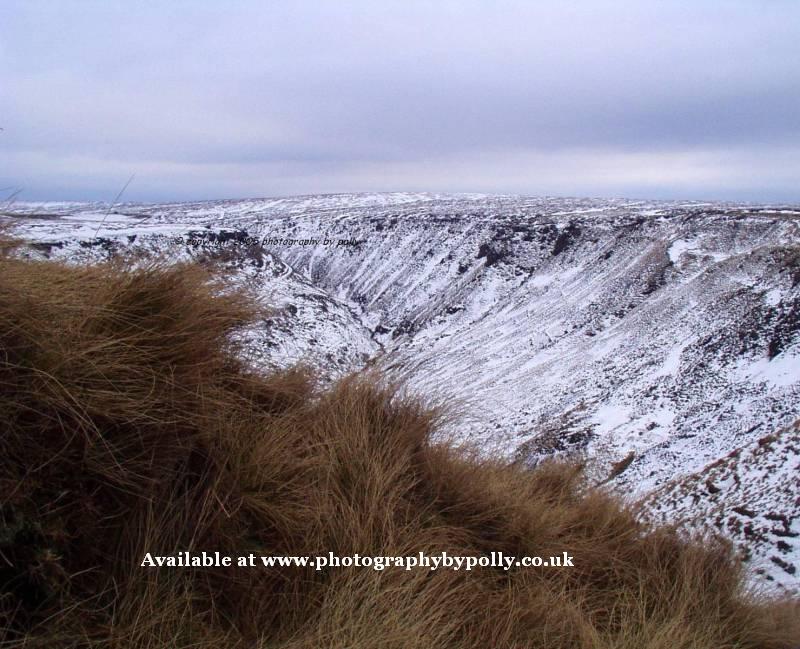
6,192 -> 800,592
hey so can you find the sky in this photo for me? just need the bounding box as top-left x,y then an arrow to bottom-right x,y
1,0 -> 799,203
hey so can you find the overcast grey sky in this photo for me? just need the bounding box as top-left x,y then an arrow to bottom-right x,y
1,0 -> 799,202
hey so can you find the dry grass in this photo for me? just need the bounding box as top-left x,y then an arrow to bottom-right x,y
0,245 -> 798,648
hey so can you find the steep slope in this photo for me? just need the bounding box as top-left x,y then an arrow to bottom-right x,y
643,420 -> 800,590
6,192 -> 800,590
3,247 -> 798,649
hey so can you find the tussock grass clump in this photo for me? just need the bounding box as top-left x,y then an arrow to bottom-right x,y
0,246 -> 798,649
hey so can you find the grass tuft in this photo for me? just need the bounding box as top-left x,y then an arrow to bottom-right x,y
1,244 -> 798,648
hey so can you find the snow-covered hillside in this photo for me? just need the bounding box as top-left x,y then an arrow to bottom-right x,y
5,192 -> 799,591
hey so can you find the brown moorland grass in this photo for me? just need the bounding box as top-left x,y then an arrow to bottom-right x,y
0,242 -> 798,649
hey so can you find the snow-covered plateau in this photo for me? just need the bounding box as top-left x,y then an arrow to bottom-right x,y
5,192 -> 799,592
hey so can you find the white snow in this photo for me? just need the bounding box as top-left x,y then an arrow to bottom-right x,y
735,352 -> 800,389
7,191 -> 800,592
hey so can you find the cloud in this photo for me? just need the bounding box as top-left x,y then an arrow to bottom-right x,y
6,144 -> 797,204
1,0 -> 798,201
